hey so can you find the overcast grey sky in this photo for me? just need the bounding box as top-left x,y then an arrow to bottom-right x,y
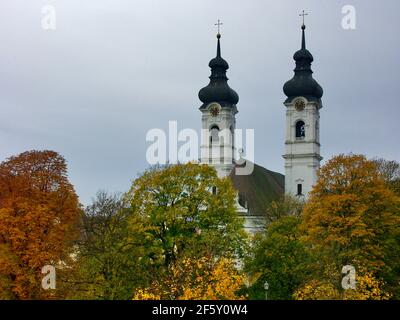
0,0 -> 399,205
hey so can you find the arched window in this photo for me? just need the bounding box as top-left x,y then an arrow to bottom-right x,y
210,126 -> 220,143
297,184 -> 303,196
295,121 -> 305,139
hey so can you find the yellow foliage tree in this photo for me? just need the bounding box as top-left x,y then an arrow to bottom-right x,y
343,271 -> 391,300
133,256 -> 246,300
293,280 -> 339,300
294,270 -> 391,300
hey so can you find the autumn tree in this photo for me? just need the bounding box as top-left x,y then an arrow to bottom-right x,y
133,256 -> 246,300
71,191 -> 155,300
125,163 -> 247,268
244,216 -> 311,300
71,163 -> 246,300
0,150 -> 81,299
294,270 -> 391,300
374,158 -> 400,196
264,195 -> 304,224
299,154 -> 400,299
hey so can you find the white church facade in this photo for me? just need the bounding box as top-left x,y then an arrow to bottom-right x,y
196,22 -> 323,232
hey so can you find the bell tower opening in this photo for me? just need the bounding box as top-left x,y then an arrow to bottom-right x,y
210,126 -> 220,144
295,120 -> 305,139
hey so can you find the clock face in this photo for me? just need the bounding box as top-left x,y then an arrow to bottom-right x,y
295,99 -> 306,111
210,104 -> 220,117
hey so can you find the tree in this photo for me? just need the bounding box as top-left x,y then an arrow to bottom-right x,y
293,280 -> 339,300
265,195 -> 304,224
125,163 -> 247,268
244,216 -> 311,300
294,270 -> 391,300
374,158 -> 400,196
72,163 -> 247,300
0,150 -> 81,299
300,154 -> 400,298
70,191 -> 154,300
133,256 -> 246,300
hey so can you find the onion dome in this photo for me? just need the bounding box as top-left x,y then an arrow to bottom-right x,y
199,33 -> 239,108
283,24 -> 323,103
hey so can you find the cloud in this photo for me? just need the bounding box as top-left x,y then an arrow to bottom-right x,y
0,0 -> 399,204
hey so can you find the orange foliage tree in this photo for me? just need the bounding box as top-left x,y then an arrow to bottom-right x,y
0,150 -> 81,299
299,154 -> 400,299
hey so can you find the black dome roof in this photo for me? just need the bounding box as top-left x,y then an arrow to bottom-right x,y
293,48 -> 314,62
199,34 -> 239,107
209,56 -> 229,69
199,82 -> 239,105
283,25 -> 323,103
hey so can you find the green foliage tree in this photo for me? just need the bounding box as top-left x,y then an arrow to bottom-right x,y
126,163 -> 247,268
244,216 -> 311,300
71,191 -> 153,300
374,158 -> 400,196
74,163 -> 247,300
265,195 -> 304,224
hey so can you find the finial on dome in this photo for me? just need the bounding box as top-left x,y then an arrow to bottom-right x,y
216,34 -> 221,57
299,10 -> 308,49
214,20 -> 223,57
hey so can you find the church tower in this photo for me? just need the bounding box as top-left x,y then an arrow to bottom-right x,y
198,30 -> 239,178
283,20 -> 324,197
